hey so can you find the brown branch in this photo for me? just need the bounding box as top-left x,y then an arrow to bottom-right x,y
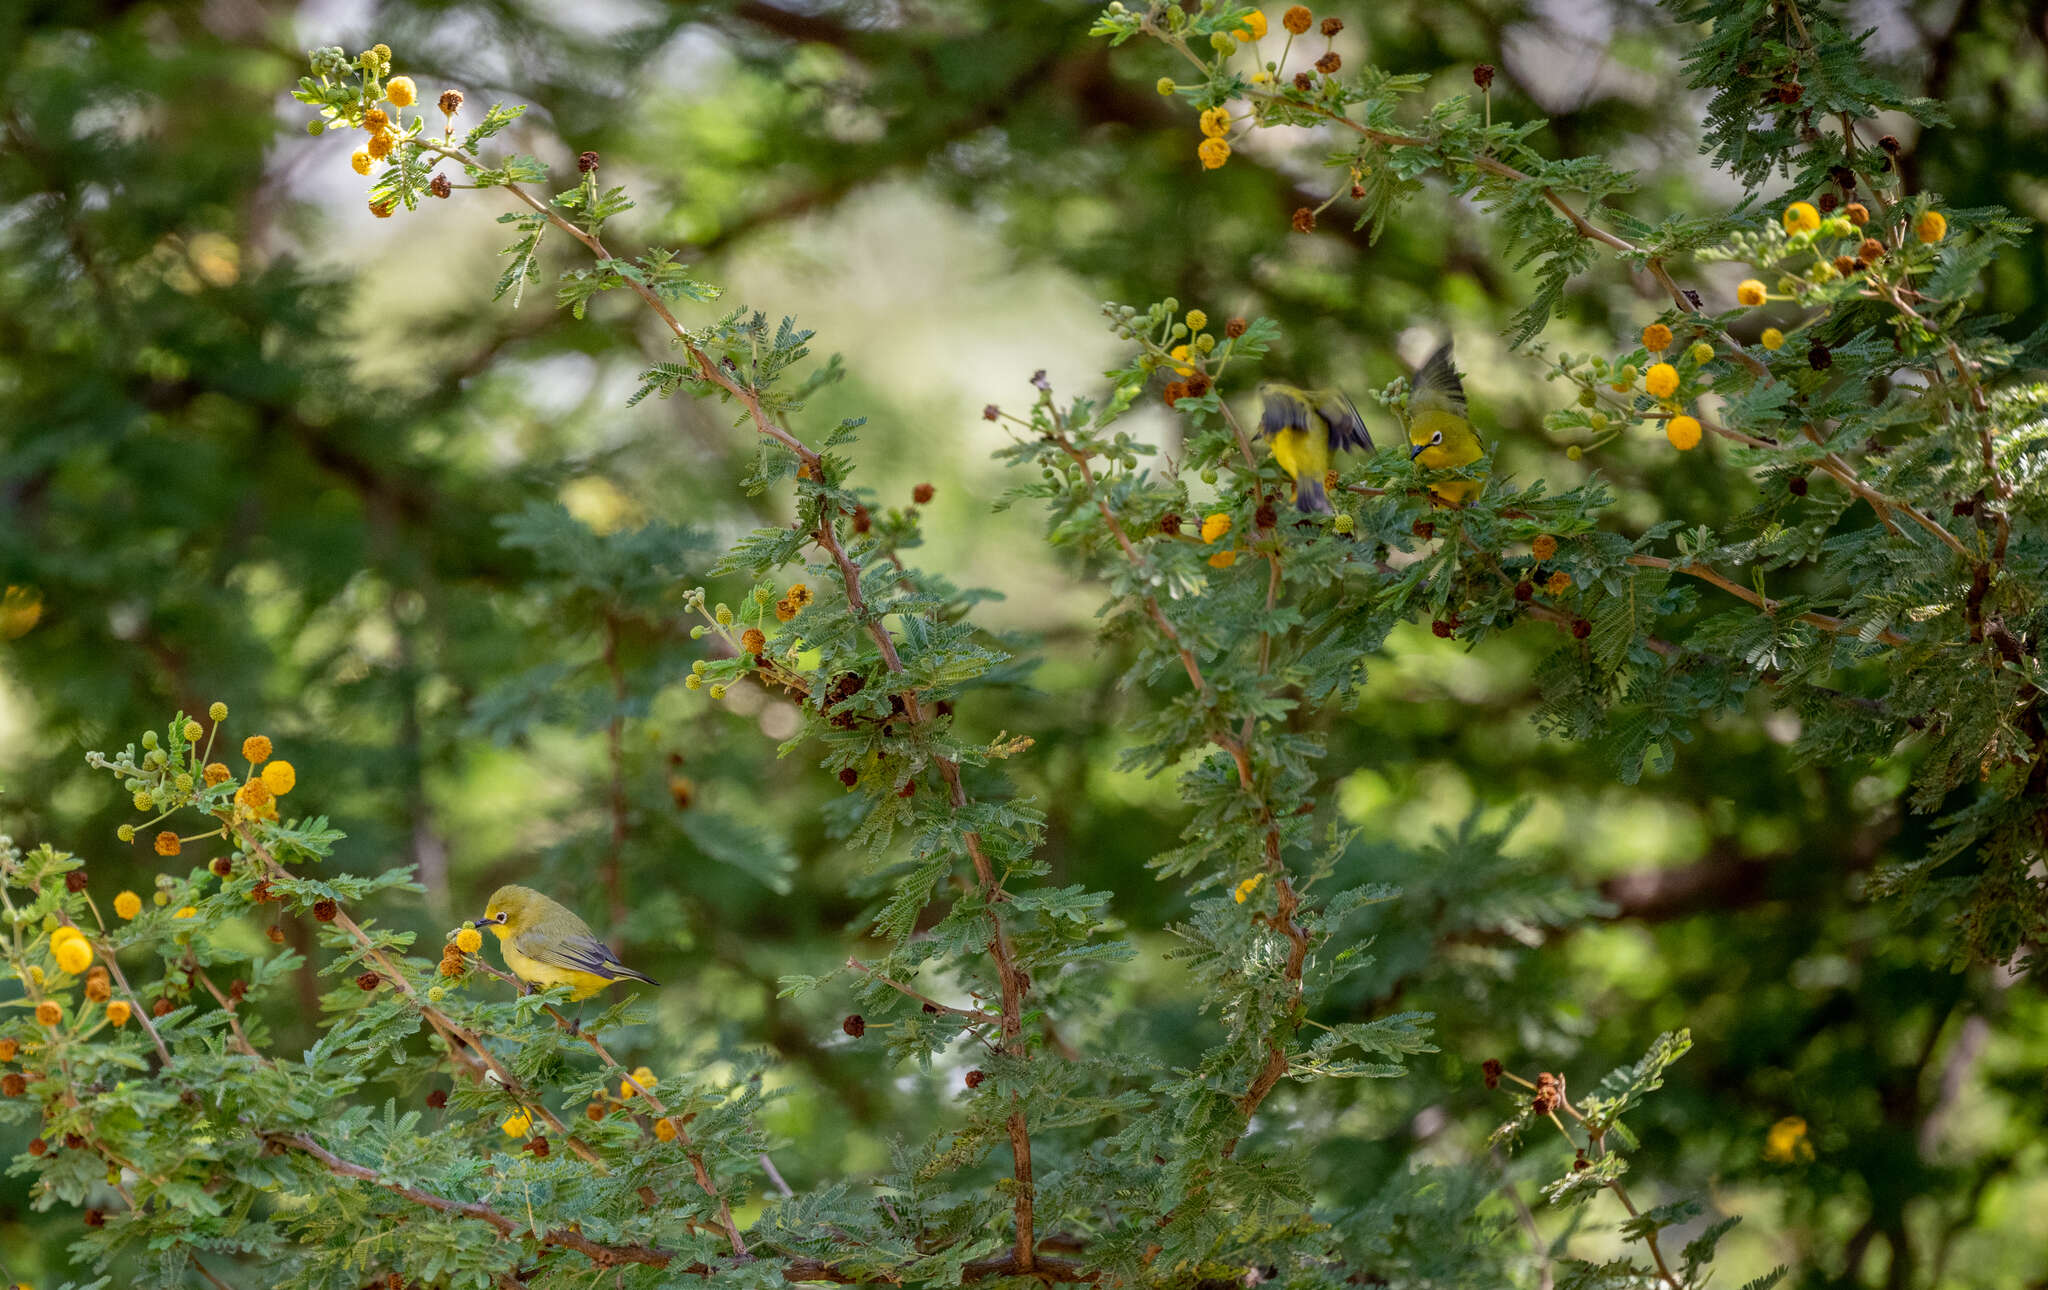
274,1133 -> 672,1269
192,966 -> 266,1062
847,956 -> 998,1021
1624,554 -> 1909,646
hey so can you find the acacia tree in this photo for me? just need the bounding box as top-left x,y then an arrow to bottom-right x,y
1,2 -> 2039,1287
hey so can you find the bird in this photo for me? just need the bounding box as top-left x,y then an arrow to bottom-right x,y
472,885 -> 657,1002
1404,341 -> 1485,507
1256,382 -> 1374,513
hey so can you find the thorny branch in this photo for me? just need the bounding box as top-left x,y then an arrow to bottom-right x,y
424,139 -> 1040,1270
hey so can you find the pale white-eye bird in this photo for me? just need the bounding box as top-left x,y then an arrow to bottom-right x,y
1256,383 -> 1374,513
1405,341 -> 1485,507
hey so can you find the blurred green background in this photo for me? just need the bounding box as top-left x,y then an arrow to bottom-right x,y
3,0 -> 2046,1285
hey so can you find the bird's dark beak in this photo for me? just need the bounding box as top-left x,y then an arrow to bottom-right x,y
471,918 -> 491,929
1409,442 -> 1427,460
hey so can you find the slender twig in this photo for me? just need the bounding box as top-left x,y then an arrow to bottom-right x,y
846,957 -> 998,1021
191,966 -> 266,1062
1624,554 -> 1909,646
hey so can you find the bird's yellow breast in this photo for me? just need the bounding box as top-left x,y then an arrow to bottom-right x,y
1270,427 -> 1327,483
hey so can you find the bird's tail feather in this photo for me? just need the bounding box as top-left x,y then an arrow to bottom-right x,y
1294,476 -> 1332,513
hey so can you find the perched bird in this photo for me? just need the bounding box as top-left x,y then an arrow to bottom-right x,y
1405,341 -> 1485,507
1257,383 -> 1374,513
473,885 -> 656,1002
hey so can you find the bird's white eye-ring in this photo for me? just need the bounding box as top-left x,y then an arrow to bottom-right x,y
495,911 -> 508,923
1430,430 -> 1444,445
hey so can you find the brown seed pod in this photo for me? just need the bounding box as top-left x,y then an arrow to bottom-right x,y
313,898 -> 338,922
842,1014 -> 865,1038
66,871 -> 90,893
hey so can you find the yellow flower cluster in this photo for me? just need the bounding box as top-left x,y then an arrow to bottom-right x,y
1233,873 -> 1264,903
454,926 -> 483,954
51,927 -> 92,976
620,1066 -> 658,1100
1201,513 -> 1232,544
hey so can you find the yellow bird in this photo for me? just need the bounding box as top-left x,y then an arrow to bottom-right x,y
473,885 -> 656,1002
1257,382 -> 1374,513
1405,341 -> 1485,507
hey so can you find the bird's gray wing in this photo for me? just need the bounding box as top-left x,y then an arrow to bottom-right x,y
1409,342 -> 1468,419
513,929 -> 657,985
1318,390 -> 1375,452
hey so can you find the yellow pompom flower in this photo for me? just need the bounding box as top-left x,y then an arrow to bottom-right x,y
1168,344 -> 1195,376
1199,107 -> 1231,138
1156,78 -> 1176,96
54,936 -> 92,976
1666,415 -> 1703,451
1208,550 -> 1237,569
501,1109 -> 533,1138
1201,513 -> 1232,544
1641,323 -> 1673,353
107,1000 -> 132,1027
1689,342 -> 1714,365
174,906 -> 198,919
1234,10 -> 1267,39
261,761 -> 296,796
209,701 -> 228,721
1545,571 -> 1572,596
1736,280 -> 1766,307
350,149 -> 373,176
132,790 -> 154,812
1644,363 -> 1679,399
1198,136 -> 1230,170
114,891 -> 142,920
182,720 -> 203,742
654,1116 -> 679,1142
1782,201 -> 1820,235
385,76 -> 417,108
1233,873 -> 1264,904
621,1066 -> 658,1099
1760,328 -> 1785,351
1532,535 -> 1559,562
154,831 -> 181,857
36,1000 -> 61,1027
455,926 -> 483,954
1185,309 -> 1208,331
242,735 -> 272,764
1915,210 -> 1947,244
366,131 -> 394,160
